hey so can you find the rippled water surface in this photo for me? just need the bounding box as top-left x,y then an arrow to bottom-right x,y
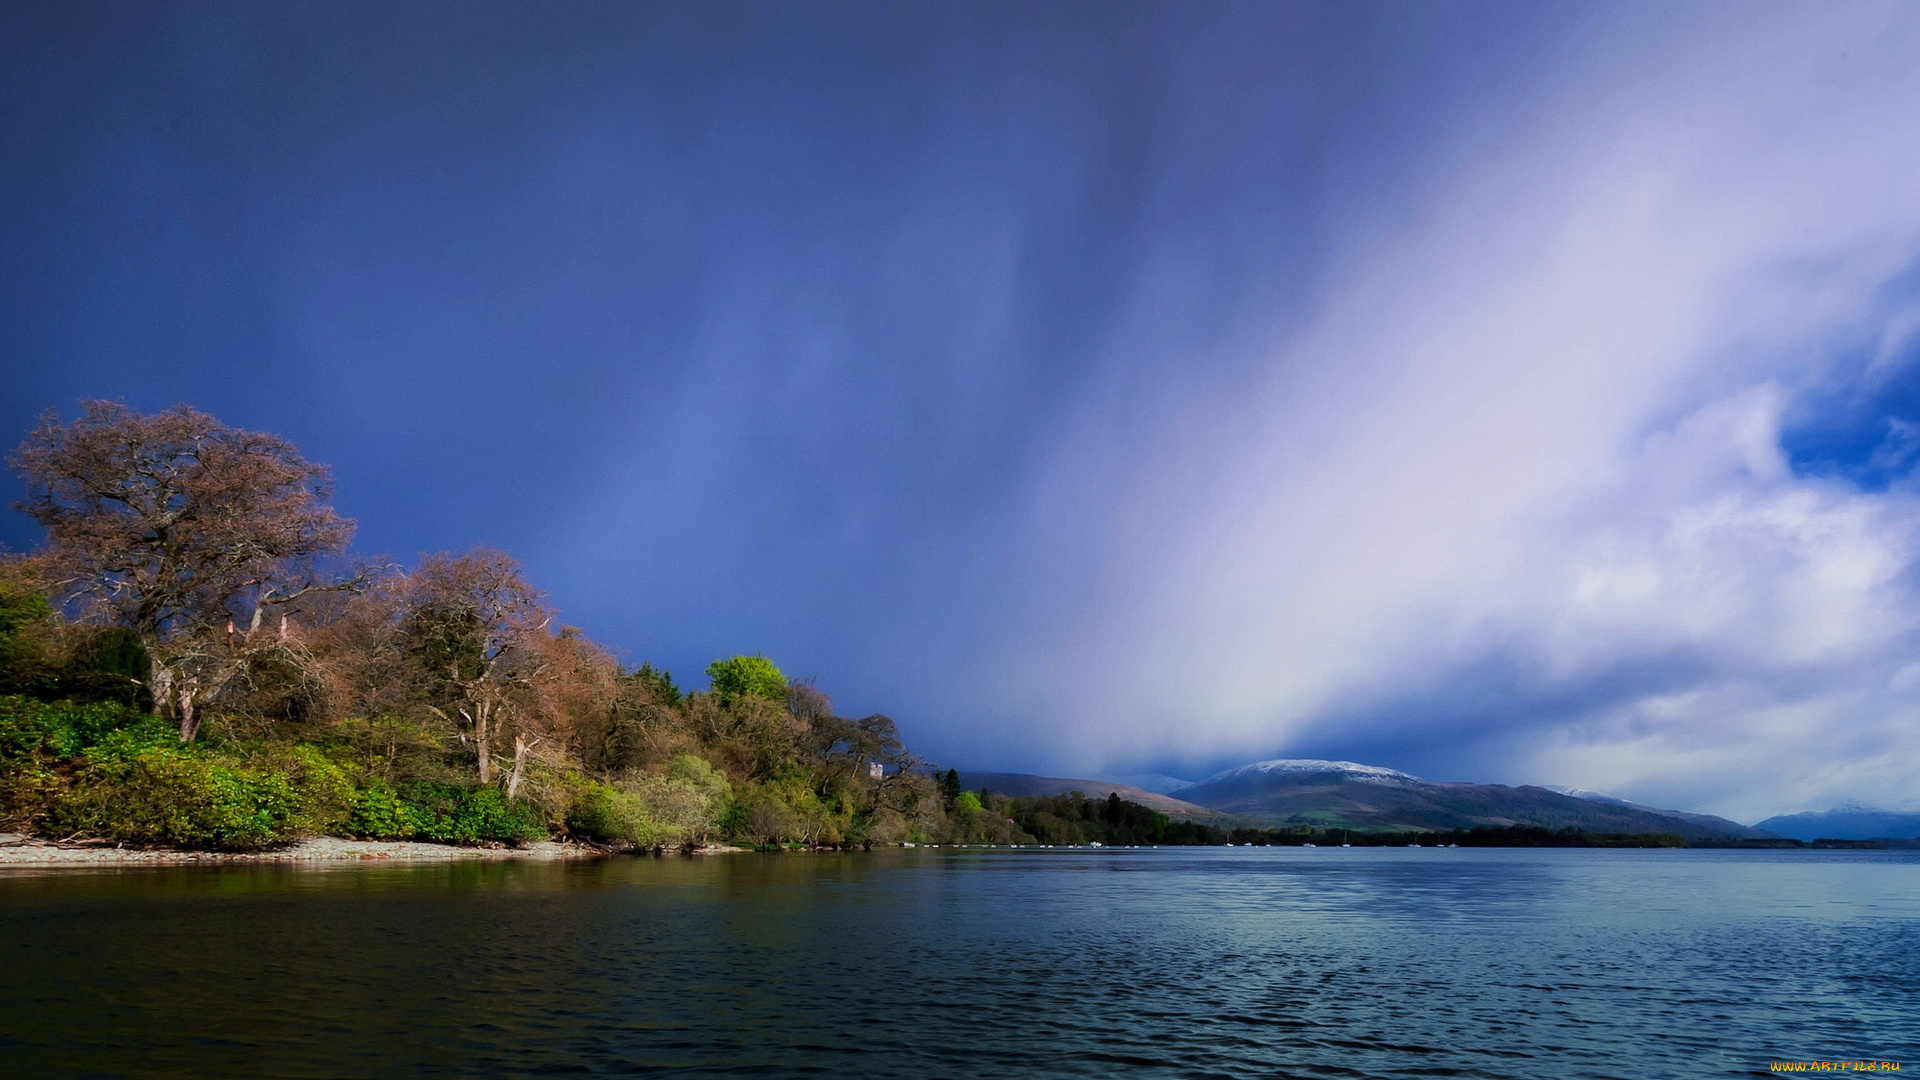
1,847 -> 1916,1078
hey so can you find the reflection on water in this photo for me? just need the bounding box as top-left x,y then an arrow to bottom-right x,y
2,848 -> 1916,1078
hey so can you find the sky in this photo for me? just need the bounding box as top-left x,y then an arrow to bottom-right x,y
4,2 -> 1920,822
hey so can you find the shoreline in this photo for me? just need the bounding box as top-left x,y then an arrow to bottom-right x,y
0,833 -> 751,868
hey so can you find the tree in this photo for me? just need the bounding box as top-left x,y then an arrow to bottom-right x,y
705,653 -> 787,705
403,549 -> 554,786
9,402 -> 361,739
633,662 -> 682,708
0,555 -> 55,696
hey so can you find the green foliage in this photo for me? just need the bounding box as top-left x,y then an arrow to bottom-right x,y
51,738 -> 354,850
719,769 -> 856,848
56,627 -> 152,708
621,753 -> 731,845
0,571 -> 53,696
347,780 -> 546,845
633,662 -> 683,708
954,790 -> 983,812
346,779 -> 420,840
565,780 -> 668,847
0,694 -> 146,763
322,715 -> 455,783
939,768 -> 961,806
1007,791 -> 1168,846
705,654 -> 787,706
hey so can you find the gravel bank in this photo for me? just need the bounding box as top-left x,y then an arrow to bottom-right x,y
0,833 -> 613,867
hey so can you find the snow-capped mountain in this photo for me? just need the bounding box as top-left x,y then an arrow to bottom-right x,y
1181,759 -> 1421,790
1173,758 -> 1764,838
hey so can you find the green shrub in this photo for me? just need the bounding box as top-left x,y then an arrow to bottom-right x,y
270,743 -> 356,837
566,780 -> 667,847
46,732 -> 358,850
620,753 -> 732,845
375,781 -> 546,846
0,694 -> 147,762
720,772 -> 849,847
347,778 -> 423,840
0,696 -> 165,831
54,744 -> 298,849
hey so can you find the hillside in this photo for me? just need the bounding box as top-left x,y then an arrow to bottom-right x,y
1752,808 -> 1920,841
956,771 -> 1249,829
1173,759 -> 1765,840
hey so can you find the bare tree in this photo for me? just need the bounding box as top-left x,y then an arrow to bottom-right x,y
402,549 -> 555,784
9,401 -> 363,739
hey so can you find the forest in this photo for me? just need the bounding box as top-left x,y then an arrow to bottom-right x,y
0,401 -> 1057,851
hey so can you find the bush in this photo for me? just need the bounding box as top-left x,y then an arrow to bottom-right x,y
566,780 -> 668,847
47,733 -> 357,850
0,694 -> 147,762
720,771 -> 849,847
620,753 -> 732,845
368,781 -> 547,846
347,778 -> 421,840
56,745 -> 292,850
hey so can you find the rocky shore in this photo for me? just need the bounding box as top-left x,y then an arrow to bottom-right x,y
0,833 -> 749,867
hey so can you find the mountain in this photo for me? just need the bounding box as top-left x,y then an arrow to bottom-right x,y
1173,759 -> 1764,840
1107,773 -> 1200,795
1751,808 -> 1920,842
956,771 -> 1247,828
1543,787 -> 1772,839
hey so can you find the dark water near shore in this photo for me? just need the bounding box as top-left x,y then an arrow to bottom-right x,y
1,848 -> 1916,1078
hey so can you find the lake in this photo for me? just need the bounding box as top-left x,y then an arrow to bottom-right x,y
1,847 -> 1915,1078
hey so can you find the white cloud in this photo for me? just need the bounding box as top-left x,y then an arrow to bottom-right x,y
983,3 -> 1920,820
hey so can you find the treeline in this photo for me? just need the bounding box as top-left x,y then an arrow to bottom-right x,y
881,783 -> 1706,849
0,402 -> 993,851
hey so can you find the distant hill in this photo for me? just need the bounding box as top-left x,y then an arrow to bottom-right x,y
1543,787 -> 1773,839
956,771 -> 1248,828
1752,808 -> 1920,842
1172,759 -> 1767,840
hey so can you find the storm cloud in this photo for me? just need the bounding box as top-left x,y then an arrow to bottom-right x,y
4,2 -> 1918,821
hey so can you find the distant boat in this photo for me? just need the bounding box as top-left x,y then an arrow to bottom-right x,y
1302,843 -> 1317,848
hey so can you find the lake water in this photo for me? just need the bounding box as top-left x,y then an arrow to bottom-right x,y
1,847 -> 1915,1078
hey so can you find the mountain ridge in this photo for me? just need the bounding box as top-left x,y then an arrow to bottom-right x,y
1170,759 -> 1771,839
954,771 -> 1250,829
1751,807 -> 1920,841
955,758 -> 1775,839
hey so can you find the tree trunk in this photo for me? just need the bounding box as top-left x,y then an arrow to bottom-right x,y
177,681 -> 199,743
149,656 -> 172,717
505,735 -> 529,799
474,705 -> 492,784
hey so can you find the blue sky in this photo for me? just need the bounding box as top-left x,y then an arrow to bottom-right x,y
5,2 -> 1920,819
